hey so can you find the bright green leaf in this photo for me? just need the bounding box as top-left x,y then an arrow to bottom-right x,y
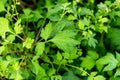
35,42 -> 45,56
50,30 -> 79,52
23,8 -> 32,17
6,34 -> 15,42
0,17 -> 10,38
0,60 -> 10,72
96,53 -> 118,71
0,1 -> 5,12
67,15 -> 76,20
41,22 -> 53,40
0,46 -> 5,54
87,50 -> 99,60
47,68 -> 56,76
14,19 -> 23,34
80,56 -> 96,70
56,51 -> 62,61
94,75 -> 106,80
23,37 -> 34,49
78,20 -> 84,30
114,68 -> 120,77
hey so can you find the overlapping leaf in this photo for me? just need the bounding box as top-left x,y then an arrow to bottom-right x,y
96,53 -> 118,71
50,30 -> 79,52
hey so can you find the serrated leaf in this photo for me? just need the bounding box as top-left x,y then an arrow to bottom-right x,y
50,30 -> 79,52
41,22 -> 53,40
0,1 -> 5,12
0,17 -> 10,38
14,19 -> 23,34
114,68 -> 120,77
88,37 -> 98,48
23,38 -> 34,49
96,53 -> 118,71
47,4 -> 61,17
35,42 -> 45,56
80,56 -> 96,70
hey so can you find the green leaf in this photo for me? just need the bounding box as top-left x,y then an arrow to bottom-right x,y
36,66 -> 48,80
67,15 -> 76,20
116,52 -> 120,66
35,42 -> 45,56
107,28 -> 120,51
97,3 -> 107,10
23,8 -> 32,17
41,22 -> 53,40
0,60 -> 10,72
23,37 -> 34,49
50,30 -> 79,52
32,10 -> 43,22
56,51 -> 62,61
31,61 -> 48,80
80,56 -> 96,70
94,75 -> 106,80
87,50 -> 99,60
20,68 -> 29,79
0,1 -> 5,12
6,34 -> 15,42
96,53 -> 118,71
0,17 -> 10,38
88,37 -> 98,48
78,20 -> 84,30
62,71 -> 79,80
14,19 -> 23,34
114,68 -> 120,77
0,46 -> 5,54
47,68 -> 56,76
47,4 -> 61,17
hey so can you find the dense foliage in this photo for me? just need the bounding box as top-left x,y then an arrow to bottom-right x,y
0,0 -> 120,80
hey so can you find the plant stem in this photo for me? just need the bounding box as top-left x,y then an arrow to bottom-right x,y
33,18 -> 46,46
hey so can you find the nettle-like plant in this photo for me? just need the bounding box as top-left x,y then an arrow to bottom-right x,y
0,0 -> 120,80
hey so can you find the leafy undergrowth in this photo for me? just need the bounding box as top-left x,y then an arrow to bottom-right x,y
0,0 -> 120,80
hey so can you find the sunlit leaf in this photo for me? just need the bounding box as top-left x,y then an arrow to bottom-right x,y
0,1 -> 5,12
0,17 -> 10,38
14,19 -> 23,34
80,56 -> 96,70
50,30 -> 79,52
41,22 -> 53,40
35,42 -> 45,56
114,68 -> 120,77
96,53 -> 118,71
78,20 -> 84,30
23,37 -> 34,49
94,75 -> 106,80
